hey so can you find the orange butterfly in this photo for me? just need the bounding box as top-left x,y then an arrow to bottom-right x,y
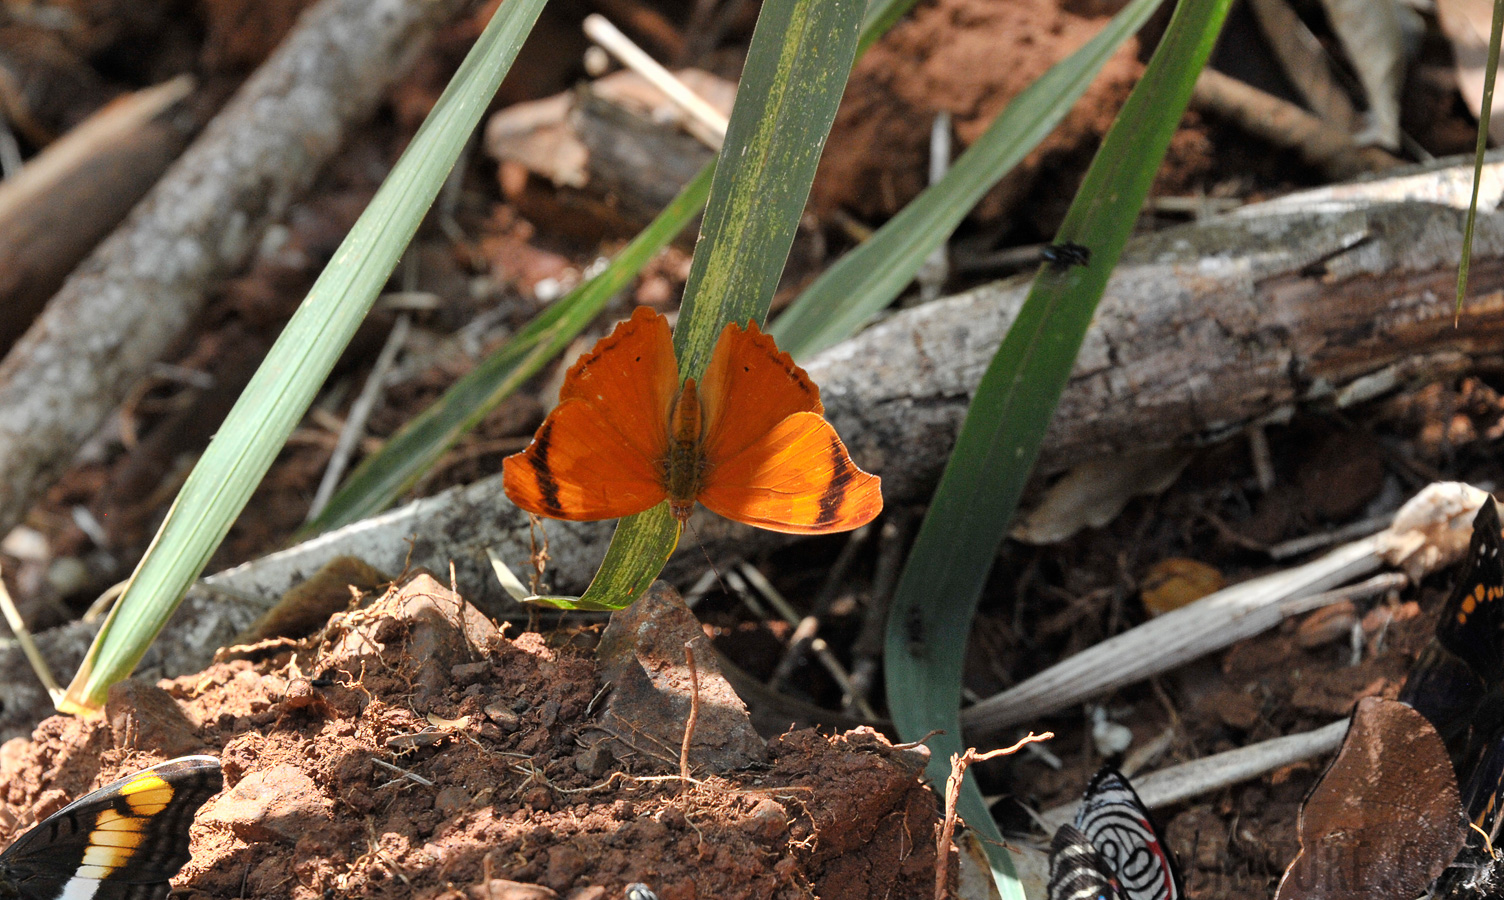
503,307 -> 882,534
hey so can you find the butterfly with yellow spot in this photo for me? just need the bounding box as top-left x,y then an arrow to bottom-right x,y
0,756 -> 221,900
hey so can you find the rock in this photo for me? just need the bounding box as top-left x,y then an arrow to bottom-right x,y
104,680 -> 205,757
202,764 -> 332,843
595,582 -> 765,773
466,881 -> 558,900
323,575 -> 499,710
574,744 -> 614,778
435,785 -> 470,818
739,798 -> 788,842
451,661 -> 490,684
484,701 -> 521,731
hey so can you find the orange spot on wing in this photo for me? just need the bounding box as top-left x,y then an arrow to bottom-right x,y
502,308 -> 882,535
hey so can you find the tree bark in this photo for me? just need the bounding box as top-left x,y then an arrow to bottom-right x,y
808,189 -> 1504,509
0,0 -> 473,537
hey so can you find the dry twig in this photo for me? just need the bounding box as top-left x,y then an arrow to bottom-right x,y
936,733 -> 1053,900
680,640 -> 701,789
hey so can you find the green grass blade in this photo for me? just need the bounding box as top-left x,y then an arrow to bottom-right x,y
59,0 -> 548,712
881,0 -> 1233,878
566,0 -> 866,612
303,163 -> 715,536
670,0 -> 865,378
771,0 -> 1163,360
1457,0 -> 1504,312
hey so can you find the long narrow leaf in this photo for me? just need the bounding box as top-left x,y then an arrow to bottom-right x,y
771,0 -> 1163,360
59,0 -> 548,712
1456,0 -> 1504,311
882,0 -> 1232,873
569,0 -> 866,611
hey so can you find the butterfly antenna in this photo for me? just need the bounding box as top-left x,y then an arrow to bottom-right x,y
684,519 -> 731,600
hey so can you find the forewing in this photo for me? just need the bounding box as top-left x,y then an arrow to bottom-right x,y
698,411 -> 881,534
1,756 -> 221,900
1438,498 -> 1504,686
699,319 -> 823,465
556,306 -> 679,467
503,400 -> 668,521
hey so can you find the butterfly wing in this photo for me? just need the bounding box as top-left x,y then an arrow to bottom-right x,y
1437,498 -> 1504,685
1048,824 -> 1121,900
503,308 -> 678,521
1437,726 -> 1504,898
698,319 -> 823,465
1073,767 -> 1182,900
1276,698 -> 1463,900
695,320 -> 880,533
0,756 -> 221,900
697,411 -> 882,534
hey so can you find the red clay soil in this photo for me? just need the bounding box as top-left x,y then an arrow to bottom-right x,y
813,0 -> 1148,227
0,577 -> 948,900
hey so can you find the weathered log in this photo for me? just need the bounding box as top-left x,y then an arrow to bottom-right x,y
0,0 -> 472,539
5,158 -> 1504,739
807,170 -> 1504,507
0,77 -> 201,357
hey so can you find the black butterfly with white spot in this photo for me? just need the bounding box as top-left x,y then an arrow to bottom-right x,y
0,756 -> 221,900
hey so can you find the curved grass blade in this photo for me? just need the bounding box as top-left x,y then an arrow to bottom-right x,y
882,0 -> 1232,870
59,0 -> 549,713
770,0 -> 1163,360
549,0 -> 864,613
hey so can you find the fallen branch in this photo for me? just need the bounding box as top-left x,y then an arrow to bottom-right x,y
1037,718 -> 1349,830
0,0 -> 472,538
961,482 -> 1483,739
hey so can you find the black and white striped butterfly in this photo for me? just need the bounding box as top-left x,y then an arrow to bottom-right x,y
1047,766 -> 1182,900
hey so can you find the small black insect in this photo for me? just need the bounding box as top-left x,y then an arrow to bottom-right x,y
1041,241 -> 1091,270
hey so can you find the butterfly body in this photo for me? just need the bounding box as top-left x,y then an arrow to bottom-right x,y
664,377 -> 706,522
504,307 -> 882,534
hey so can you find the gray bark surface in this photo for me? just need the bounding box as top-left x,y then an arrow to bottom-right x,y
0,0 -> 472,536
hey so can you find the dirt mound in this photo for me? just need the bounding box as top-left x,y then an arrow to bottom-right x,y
0,576 -> 947,899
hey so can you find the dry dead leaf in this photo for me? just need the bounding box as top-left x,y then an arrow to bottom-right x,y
1318,0 -> 1406,148
1437,0 -> 1504,143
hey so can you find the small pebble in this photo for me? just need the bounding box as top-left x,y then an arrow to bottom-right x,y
451,661 -> 489,684
485,702 -> 521,731
574,745 -> 615,778
1296,602 -> 1358,649
434,785 -> 470,817
739,799 -> 787,842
